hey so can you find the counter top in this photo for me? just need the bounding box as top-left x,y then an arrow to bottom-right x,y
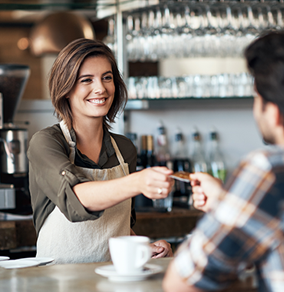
0,257 -> 257,292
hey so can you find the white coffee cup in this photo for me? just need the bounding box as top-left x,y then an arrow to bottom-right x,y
109,236 -> 151,275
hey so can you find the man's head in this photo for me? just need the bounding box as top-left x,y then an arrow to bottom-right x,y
245,31 -> 284,144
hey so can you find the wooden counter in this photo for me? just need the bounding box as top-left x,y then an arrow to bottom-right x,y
0,257 -> 257,292
0,208 -> 203,251
0,220 -> 36,250
134,208 -> 203,239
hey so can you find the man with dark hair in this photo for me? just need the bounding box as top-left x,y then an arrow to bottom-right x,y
163,30 -> 284,292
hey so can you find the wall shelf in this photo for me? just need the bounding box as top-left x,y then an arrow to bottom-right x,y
125,96 -> 253,110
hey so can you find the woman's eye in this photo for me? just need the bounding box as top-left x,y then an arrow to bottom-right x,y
104,75 -> 113,81
81,78 -> 92,83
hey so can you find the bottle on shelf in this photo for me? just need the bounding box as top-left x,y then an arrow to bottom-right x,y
139,135 -> 148,169
134,135 -> 155,211
208,129 -> 226,182
126,132 -> 143,172
153,123 -> 174,212
146,135 -> 157,168
173,128 -> 192,208
155,122 -> 172,170
191,128 -> 208,173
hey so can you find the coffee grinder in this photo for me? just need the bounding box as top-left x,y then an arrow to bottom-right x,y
0,64 -> 30,214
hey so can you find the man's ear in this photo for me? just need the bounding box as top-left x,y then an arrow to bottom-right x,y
267,102 -> 282,127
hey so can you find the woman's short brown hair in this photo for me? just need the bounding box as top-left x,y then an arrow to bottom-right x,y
49,38 -> 128,129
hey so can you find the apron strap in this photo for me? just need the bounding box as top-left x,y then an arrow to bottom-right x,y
110,136 -> 128,176
59,120 -> 76,164
60,121 -> 128,176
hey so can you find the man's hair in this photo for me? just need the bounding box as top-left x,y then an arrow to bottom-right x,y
245,30 -> 284,115
49,38 -> 128,130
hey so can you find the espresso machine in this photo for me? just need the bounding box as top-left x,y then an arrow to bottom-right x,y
0,64 -> 30,213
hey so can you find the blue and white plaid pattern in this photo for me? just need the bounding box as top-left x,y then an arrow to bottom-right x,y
174,147 -> 284,292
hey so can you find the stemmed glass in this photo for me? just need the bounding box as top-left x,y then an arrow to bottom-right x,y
220,5 -> 237,57
203,5 -> 218,58
242,5 -> 259,48
179,5 -> 194,58
191,6 -> 206,57
160,5 -> 175,58
103,18 -> 116,58
125,15 -> 135,61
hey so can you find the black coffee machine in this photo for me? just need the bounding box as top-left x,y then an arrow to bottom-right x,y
0,64 -> 30,214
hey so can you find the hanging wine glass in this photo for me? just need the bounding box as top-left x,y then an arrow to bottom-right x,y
160,5 -> 175,58
132,16 -> 144,62
140,12 -> 150,61
125,15 -> 135,61
243,5 -> 259,48
173,7 -> 186,58
179,5 -> 195,58
191,6 -> 206,58
103,18 -> 117,58
145,10 -> 158,61
152,8 -> 164,60
264,5 -> 278,31
275,7 -> 284,30
219,5 -> 237,57
203,5 -> 218,58
234,7 -> 248,58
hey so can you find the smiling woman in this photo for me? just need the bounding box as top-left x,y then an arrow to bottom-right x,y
27,38 -> 174,264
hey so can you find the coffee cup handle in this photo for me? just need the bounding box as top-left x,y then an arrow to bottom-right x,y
135,245 -> 151,268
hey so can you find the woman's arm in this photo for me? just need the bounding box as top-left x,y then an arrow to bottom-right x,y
73,166 -> 174,211
28,126 -> 174,216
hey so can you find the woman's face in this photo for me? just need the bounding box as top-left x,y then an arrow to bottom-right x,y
67,55 -> 115,124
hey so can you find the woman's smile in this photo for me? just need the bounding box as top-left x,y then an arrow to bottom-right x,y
87,98 -> 107,105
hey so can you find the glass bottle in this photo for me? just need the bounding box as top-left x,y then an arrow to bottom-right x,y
154,124 -> 174,212
208,130 -> 226,182
173,128 -> 192,207
135,135 -> 153,210
126,132 -> 143,172
146,135 -> 156,168
140,135 -> 148,169
156,122 -> 172,170
192,129 -> 208,173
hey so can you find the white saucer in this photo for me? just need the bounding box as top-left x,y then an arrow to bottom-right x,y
0,256 -> 10,261
95,264 -> 163,282
18,257 -> 54,266
0,259 -> 39,269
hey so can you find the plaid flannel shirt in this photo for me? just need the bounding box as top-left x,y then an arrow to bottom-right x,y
174,146 -> 284,292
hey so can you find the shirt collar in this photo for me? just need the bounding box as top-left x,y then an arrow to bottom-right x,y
70,126 -> 115,167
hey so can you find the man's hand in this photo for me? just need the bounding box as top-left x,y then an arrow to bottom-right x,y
190,172 -> 224,213
150,240 -> 173,258
163,260 -> 203,292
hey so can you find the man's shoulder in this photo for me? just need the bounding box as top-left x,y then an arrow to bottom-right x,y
245,146 -> 284,170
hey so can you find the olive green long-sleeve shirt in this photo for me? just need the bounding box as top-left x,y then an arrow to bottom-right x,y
28,124 -> 137,234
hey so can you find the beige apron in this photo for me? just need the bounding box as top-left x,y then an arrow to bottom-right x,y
36,121 -> 131,264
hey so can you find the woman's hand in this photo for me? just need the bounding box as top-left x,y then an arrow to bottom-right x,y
137,167 -> 174,200
150,240 -> 173,258
190,172 -> 224,213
